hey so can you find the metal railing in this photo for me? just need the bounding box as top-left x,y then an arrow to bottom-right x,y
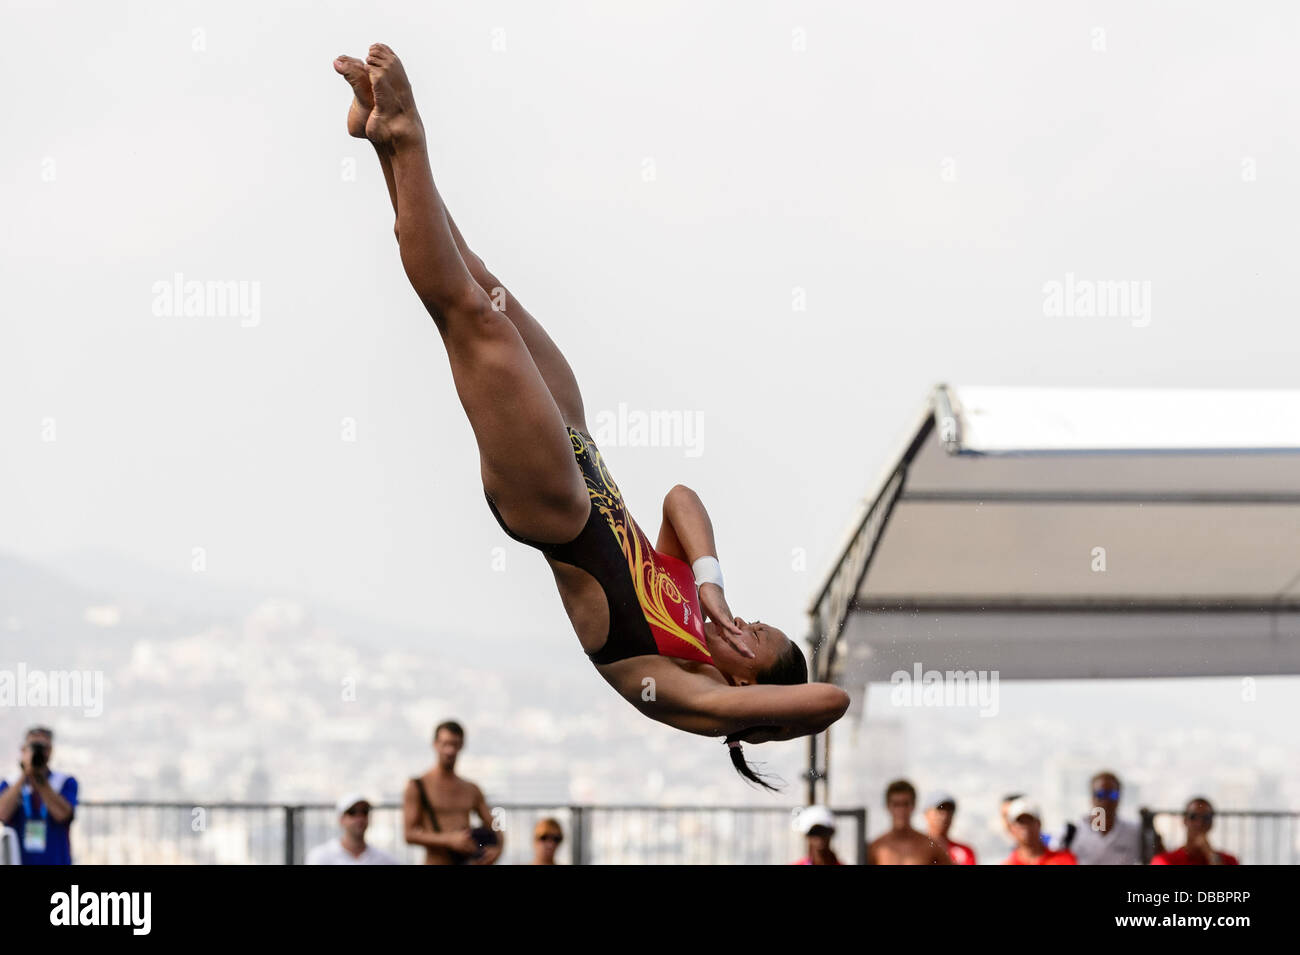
1141,810 -> 1300,865
70,802 -> 868,865
51,803 -> 1300,864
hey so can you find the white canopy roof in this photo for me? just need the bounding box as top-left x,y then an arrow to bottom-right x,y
808,385 -> 1300,691
945,386 -> 1300,454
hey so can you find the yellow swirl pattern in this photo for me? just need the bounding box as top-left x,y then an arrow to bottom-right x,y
570,429 -> 710,659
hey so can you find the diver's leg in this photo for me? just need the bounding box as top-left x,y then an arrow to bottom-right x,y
342,45 -> 588,542
334,56 -> 588,432
335,54 -> 401,239
442,212 -> 588,433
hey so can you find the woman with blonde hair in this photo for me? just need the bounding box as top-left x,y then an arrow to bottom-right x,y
532,818 -> 564,866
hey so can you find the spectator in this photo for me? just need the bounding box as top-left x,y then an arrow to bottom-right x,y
792,805 -> 843,865
923,791 -> 976,865
404,720 -> 503,865
1004,799 -> 1077,865
1151,798 -> 1239,866
1059,771 -> 1148,865
0,727 -> 78,865
531,817 -> 564,865
1000,792 -> 1024,848
306,793 -> 398,865
867,780 -> 952,865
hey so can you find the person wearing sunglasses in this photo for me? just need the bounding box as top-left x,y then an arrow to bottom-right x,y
531,818 -> 564,865
306,794 -> 399,865
1058,771 -> 1150,865
1151,798 -> 1239,865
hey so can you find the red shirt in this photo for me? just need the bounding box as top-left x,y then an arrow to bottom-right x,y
947,840 -> 977,865
1151,847 -> 1239,866
1005,848 -> 1078,865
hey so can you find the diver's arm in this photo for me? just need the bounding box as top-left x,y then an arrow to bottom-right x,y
668,681 -> 850,741
659,485 -> 747,644
658,484 -> 720,564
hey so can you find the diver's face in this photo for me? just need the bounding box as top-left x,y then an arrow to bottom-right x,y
704,618 -> 789,684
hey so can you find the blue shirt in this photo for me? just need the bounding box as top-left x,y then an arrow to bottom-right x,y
0,772 -> 78,865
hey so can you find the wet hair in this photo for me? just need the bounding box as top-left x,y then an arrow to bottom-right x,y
885,779 -> 917,804
434,720 -> 465,741
725,639 -> 809,791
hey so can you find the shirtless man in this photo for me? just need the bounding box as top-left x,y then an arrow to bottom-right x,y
867,779 -> 952,865
404,721 -> 503,865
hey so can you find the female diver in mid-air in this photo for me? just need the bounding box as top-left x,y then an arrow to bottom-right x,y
333,45 -> 849,787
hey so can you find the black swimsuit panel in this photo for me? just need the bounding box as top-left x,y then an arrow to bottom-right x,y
484,428 -> 710,666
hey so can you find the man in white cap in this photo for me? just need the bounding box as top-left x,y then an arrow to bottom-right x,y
1003,798 -> 1076,865
791,805 -> 843,865
305,793 -> 399,865
923,791 -> 976,865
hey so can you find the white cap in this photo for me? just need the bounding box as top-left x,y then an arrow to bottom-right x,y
793,805 -> 837,834
924,790 -> 957,810
335,792 -> 372,816
1004,797 -> 1042,823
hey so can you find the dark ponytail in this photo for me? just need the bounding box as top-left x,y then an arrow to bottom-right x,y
726,734 -> 783,790
726,639 -> 810,790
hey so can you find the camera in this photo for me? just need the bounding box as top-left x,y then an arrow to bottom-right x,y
29,741 -> 49,771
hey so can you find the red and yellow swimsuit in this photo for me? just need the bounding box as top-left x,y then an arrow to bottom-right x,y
485,428 -> 712,666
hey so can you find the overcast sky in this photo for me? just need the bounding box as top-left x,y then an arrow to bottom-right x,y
4,2 -> 1299,694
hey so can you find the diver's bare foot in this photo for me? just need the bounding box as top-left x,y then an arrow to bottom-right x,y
364,43 -> 424,148
333,55 -> 374,139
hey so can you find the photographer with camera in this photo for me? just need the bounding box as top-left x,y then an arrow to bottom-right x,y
0,727 -> 79,865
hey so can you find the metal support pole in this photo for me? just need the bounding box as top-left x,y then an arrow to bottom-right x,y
284,805 -> 297,866
1139,808 -> 1156,864
570,806 -> 585,866
852,808 -> 868,865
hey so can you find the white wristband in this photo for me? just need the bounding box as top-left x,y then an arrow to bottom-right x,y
693,556 -> 724,592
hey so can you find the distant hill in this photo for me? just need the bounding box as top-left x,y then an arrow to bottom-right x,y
3,549 -> 561,668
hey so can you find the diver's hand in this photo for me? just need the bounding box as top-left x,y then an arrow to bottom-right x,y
699,583 -> 753,658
